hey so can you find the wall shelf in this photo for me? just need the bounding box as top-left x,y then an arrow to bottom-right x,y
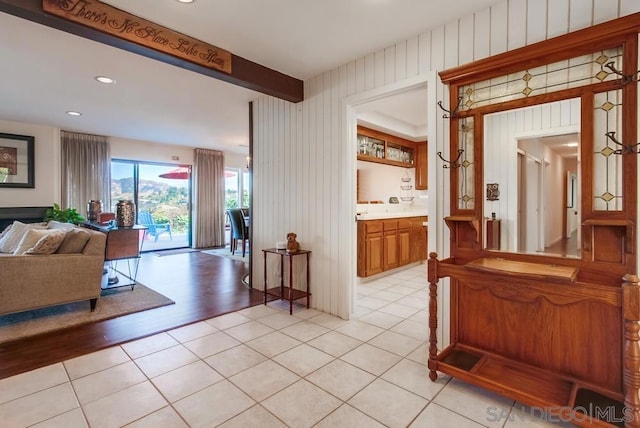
357,125 -> 416,168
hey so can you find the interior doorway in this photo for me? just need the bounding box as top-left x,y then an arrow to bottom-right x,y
517,152 -> 542,253
345,75 -> 435,318
516,131 -> 580,257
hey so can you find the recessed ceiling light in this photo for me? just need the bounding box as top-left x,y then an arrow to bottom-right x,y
567,142 -> 578,147
66,111 -> 82,116
177,0 -> 194,3
95,76 -> 116,84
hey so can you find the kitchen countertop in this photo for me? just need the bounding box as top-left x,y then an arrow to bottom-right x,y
356,212 -> 428,220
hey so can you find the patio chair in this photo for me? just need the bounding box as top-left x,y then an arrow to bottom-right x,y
138,211 -> 172,242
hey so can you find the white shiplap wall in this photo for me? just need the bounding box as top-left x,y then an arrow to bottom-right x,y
251,0 -> 640,320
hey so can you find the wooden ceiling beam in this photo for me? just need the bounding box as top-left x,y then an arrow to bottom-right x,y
0,0 -> 304,102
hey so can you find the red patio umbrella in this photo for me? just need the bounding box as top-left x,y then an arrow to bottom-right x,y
159,166 -> 191,179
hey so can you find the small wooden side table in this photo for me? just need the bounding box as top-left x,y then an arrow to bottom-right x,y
81,222 -> 146,290
262,248 -> 311,314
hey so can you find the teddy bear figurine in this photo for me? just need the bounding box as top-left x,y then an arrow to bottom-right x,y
286,232 -> 300,253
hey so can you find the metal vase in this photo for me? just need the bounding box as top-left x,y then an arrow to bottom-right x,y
116,199 -> 136,227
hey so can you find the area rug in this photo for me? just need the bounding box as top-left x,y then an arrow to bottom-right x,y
201,248 -> 249,263
0,284 -> 174,344
152,248 -> 199,256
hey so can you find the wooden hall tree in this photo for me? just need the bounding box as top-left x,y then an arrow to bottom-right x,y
428,13 -> 640,427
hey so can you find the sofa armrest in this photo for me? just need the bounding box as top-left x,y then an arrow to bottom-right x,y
81,228 -> 107,256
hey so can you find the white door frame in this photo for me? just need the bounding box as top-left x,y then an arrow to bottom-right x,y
342,73 -> 437,319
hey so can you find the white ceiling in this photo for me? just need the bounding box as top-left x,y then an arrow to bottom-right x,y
525,133 -> 580,159
356,86 -> 429,141
0,0 -> 500,154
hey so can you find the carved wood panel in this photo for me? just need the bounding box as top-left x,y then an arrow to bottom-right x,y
454,272 -> 622,393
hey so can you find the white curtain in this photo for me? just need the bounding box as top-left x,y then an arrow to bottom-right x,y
60,131 -> 111,216
193,148 -> 225,248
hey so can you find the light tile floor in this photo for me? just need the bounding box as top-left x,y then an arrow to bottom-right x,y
0,264 -> 571,427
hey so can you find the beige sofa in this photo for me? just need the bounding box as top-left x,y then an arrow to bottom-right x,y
0,223 -> 106,316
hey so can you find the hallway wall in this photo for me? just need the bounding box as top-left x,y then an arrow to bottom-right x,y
251,0 -> 640,319
483,99 -> 580,252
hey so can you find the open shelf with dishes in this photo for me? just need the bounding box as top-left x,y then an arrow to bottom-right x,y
356,125 -> 416,168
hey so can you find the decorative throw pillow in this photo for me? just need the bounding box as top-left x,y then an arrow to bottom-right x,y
47,220 -> 75,230
0,222 -> 13,240
0,221 -> 47,254
13,229 -> 67,255
26,230 -> 67,255
0,221 -> 25,253
12,228 -> 45,255
56,228 -> 91,254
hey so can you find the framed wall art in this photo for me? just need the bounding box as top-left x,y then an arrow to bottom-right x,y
0,133 -> 34,188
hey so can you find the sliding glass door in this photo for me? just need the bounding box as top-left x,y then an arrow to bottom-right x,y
224,168 -> 250,246
111,160 -> 191,251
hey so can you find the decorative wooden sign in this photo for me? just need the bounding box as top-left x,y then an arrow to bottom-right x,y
42,0 -> 232,74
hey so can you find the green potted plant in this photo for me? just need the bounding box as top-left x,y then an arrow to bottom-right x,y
44,203 -> 84,224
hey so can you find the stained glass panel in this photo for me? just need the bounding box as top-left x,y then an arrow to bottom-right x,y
458,48 -> 622,109
458,117 -> 475,210
593,90 -> 623,211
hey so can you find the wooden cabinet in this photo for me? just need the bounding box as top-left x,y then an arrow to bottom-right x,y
415,141 -> 428,190
398,219 -> 411,266
358,221 -> 383,277
428,253 -> 628,426
357,126 -> 416,168
358,216 -> 427,277
428,16 -> 640,424
409,218 -> 427,262
383,220 -> 399,270
365,233 -> 383,276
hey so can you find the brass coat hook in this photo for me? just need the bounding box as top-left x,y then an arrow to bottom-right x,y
437,149 -> 464,168
604,131 -> 640,155
605,62 -> 640,85
436,97 -> 462,119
